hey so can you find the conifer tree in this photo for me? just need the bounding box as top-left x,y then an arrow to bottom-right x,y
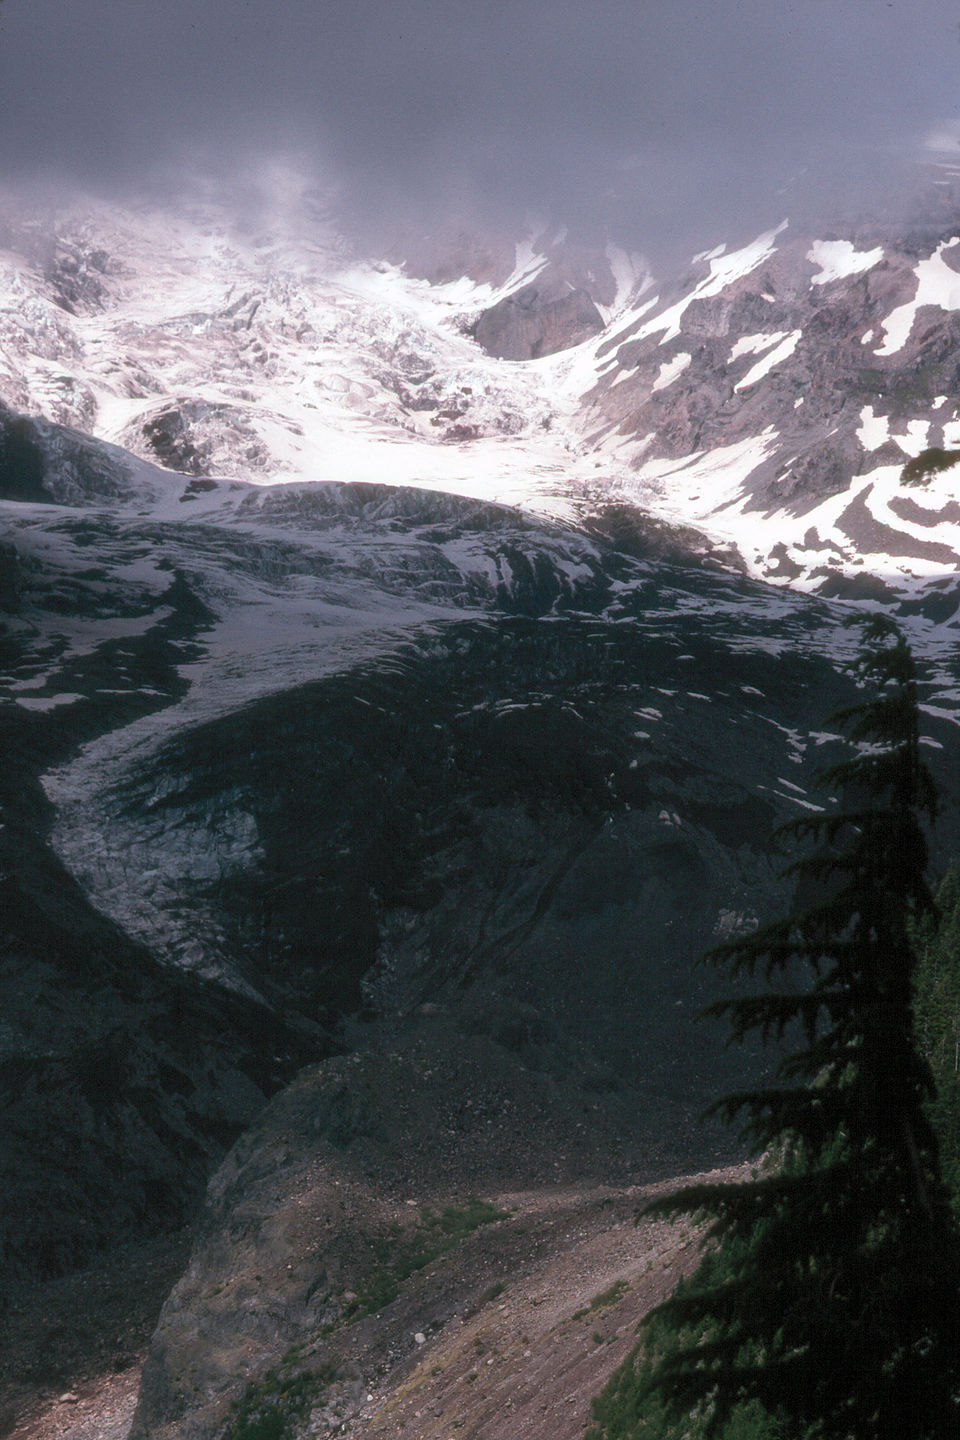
592,615 -> 960,1439
916,864 -> 960,1201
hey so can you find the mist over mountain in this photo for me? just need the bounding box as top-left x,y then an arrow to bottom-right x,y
3,0 -> 960,263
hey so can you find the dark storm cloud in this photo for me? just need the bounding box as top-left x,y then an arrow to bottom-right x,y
1,0 -> 959,257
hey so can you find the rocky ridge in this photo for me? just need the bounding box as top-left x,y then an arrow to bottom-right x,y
585,167 -> 960,610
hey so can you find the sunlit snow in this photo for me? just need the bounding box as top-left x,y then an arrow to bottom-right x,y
734,331 -> 801,391
857,405 -> 892,451
807,239 -> 883,285
652,352 -> 692,392
729,332 -> 785,362
876,237 -> 960,354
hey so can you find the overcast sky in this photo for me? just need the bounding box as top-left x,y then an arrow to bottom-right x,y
1,1 -> 959,258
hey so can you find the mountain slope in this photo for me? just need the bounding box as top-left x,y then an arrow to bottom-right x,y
4,177 -> 960,1435
584,172 -> 960,615
2,393 -> 893,1288
7,177 -> 960,628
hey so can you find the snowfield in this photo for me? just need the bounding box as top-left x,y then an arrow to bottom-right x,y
0,193 -> 638,526
4,183 -> 960,660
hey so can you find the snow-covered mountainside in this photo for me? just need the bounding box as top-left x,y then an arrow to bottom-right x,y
4,174 -> 960,1311
0,190 -> 644,523
6,174 -> 960,628
586,169 -> 960,614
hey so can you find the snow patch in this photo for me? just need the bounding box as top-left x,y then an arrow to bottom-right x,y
635,222 -> 788,347
16,692 -> 85,711
627,429 -> 780,530
604,244 -> 652,311
876,238 -> 960,355
898,418 -> 932,457
857,405 -> 891,451
651,352 -> 692,392
807,239 -> 883,285
729,332 -> 784,363
504,239 -> 551,295
734,331 -> 801,391
692,243 -> 727,264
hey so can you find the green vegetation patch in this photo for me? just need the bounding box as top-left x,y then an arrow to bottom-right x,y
900,446 -> 960,485
342,1198 -> 509,1324
573,1279 -> 629,1320
226,1360 -> 337,1440
587,1253 -> 786,1439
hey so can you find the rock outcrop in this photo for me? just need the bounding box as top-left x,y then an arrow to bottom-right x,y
473,275 -> 606,359
584,180 -> 960,598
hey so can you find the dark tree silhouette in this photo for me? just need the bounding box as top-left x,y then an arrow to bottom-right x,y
592,615 -> 960,1440
915,863 -> 960,1200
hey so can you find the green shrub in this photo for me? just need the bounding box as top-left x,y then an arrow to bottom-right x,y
900,446 -> 960,485
587,1266 -> 788,1440
574,1279 -> 629,1320
226,1362 -> 337,1440
341,1198 -> 509,1325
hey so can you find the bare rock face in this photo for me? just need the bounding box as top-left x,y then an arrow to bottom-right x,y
127,400 -> 270,478
473,276 -> 606,360
386,223 -> 518,287
139,405 -> 211,476
472,240 -> 623,361
0,402 -> 136,504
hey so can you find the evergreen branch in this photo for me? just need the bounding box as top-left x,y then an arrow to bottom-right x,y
591,618 -> 960,1440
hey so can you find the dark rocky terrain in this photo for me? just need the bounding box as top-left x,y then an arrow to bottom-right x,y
1,400 -> 888,1296
126,1035 -> 746,1440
